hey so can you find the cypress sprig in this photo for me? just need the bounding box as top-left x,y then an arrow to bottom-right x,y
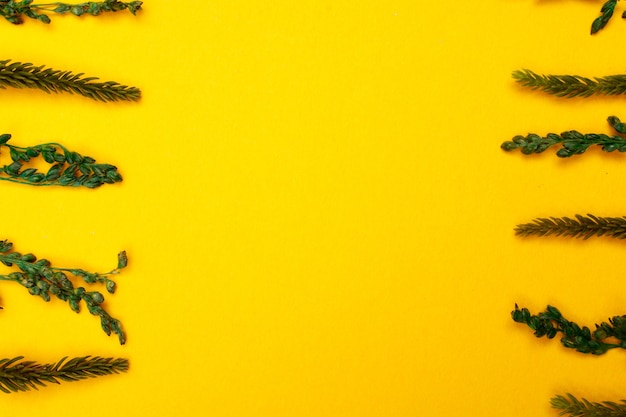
515,214 -> 626,240
0,0 -> 142,24
512,304 -> 626,355
513,69 -> 626,99
0,59 -> 140,102
0,133 -> 122,188
502,116 -> 626,157
551,393 -> 626,417
0,356 -> 128,393
0,240 -> 128,344
592,0 -> 619,34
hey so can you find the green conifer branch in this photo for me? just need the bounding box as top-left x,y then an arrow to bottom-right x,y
551,393 -> 626,417
0,59 -> 140,102
591,0 -> 619,34
0,1 -> 142,24
514,214 -> 626,240
513,69 -> 626,99
0,240 -> 128,344
0,356 -> 128,393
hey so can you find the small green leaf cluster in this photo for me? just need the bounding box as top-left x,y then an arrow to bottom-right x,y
0,356 -> 128,393
0,240 -> 127,344
0,0 -> 142,24
591,0 -> 619,34
0,133 -> 122,188
512,304 -> 625,355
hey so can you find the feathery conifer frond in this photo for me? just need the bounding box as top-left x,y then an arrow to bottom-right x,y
0,356 -> 128,393
513,69 -> 626,99
0,59 -> 140,102
552,393 -> 626,417
514,214 -> 626,240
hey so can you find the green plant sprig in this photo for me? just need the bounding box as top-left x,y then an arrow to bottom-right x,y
512,304 -> 626,355
513,69 -> 626,99
502,115 -> 626,157
0,240 -> 128,344
0,133 -> 122,188
514,214 -> 626,240
0,59 -> 140,102
0,356 -> 128,393
0,0 -> 142,24
552,393 -> 626,417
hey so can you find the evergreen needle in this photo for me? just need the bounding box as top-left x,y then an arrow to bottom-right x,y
0,1 -> 142,24
513,69 -> 626,99
0,59 -> 140,102
0,132 -> 122,188
0,356 -> 128,393
551,393 -> 626,417
0,240 -> 128,344
515,214 -> 626,240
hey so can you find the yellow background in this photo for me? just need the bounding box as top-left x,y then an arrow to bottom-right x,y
0,1 -> 625,416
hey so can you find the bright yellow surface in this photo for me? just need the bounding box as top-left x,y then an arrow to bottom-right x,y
1,1 -> 626,415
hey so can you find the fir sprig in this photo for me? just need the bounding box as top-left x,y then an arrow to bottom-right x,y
551,393 -> 626,417
0,240 -> 128,344
0,133 -> 122,188
502,116 -> 626,157
0,356 -> 128,393
0,0 -> 142,24
0,59 -> 140,102
512,304 -> 626,355
513,69 -> 626,99
515,214 -> 626,240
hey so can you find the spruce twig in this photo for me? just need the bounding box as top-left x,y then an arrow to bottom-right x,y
0,240 -> 128,344
502,116 -> 626,158
0,59 -> 140,102
551,393 -> 626,417
0,356 -> 128,393
515,214 -> 626,240
513,69 -> 626,99
0,132 -> 122,188
0,1 -> 142,24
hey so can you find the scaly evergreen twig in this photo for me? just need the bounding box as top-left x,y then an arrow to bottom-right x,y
515,214 -> 626,240
0,132 -> 122,188
591,0 -> 619,34
513,69 -> 626,99
0,59 -> 140,102
502,116 -> 626,157
0,1 -> 142,24
0,240 -> 128,344
551,393 -> 626,417
0,356 -> 128,393
512,304 -> 626,355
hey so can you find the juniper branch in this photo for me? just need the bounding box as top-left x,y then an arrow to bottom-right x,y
0,356 -> 128,393
552,393 -> 626,417
513,69 -> 626,99
0,59 -> 140,102
515,214 -> 626,240
0,1 -> 142,24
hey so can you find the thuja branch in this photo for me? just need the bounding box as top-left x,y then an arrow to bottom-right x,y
0,59 -> 140,102
0,1 -> 142,24
551,393 -> 626,417
0,356 -> 128,393
512,304 -> 626,355
515,214 -> 626,240
502,116 -> 626,157
0,240 -> 128,344
0,133 -> 122,188
513,69 -> 626,99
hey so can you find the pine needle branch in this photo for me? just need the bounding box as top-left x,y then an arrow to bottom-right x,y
514,214 -> 626,240
0,356 -> 128,393
502,116 -> 626,158
0,59 -> 140,102
0,1 -> 142,24
513,69 -> 626,99
552,393 -> 626,417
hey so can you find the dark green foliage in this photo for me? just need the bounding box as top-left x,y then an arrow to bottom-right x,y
513,69 -> 626,99
0,240 -> 127,344
512,304 -> 626,355
0,356 -> 128,393
551,393 -> 626,417
591,0 -> 618,34
0,0 -> 142,24
0,133 -> 122,188
514,214 -> 626,240
0,59 -> 141,102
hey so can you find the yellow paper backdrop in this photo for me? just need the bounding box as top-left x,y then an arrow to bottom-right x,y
0,1 -> 625,416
